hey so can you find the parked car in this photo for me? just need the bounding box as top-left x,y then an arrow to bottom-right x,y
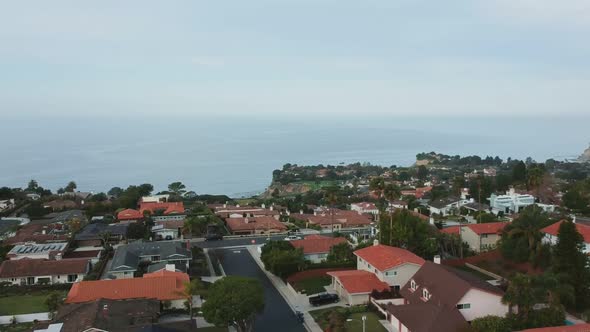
309,293 -> 339,306
205,233 -> 223,241
284,235 -> 302,241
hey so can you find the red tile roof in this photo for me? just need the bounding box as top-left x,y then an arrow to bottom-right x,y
354,245 -> 425,271
327,270 -> 389,294
541,220 -> 590,243
440,226 -> 461,235
307,210 -> 372,227
139,202 -> 185,215
519,324 -> 590,332
0,258 -> 89,278
65,270 -> 189,303
225,216 -> 287,232
467,222 -> 507,235
117,209 -> 143,221
290,236 -> 347,255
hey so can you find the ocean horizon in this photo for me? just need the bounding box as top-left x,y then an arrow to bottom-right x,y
1,115 -> 587,197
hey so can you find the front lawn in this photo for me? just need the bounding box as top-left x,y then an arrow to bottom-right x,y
292,276 -> 331,295
309,306 -> 388,332
0,291 -> 67,315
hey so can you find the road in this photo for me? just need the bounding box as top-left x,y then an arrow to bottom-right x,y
214,247 -> 306,332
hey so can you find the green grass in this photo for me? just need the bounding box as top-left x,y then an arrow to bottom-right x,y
309,307 -> 387,332
292,276 -> 331,295
0,291 -> 67,315
296,180 -> 340,191
0,322 -> 35,332
345,312 -> 388,332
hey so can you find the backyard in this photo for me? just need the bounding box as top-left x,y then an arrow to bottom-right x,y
309,306 -> 387,332
291,276 -> 331,295
0,290 -> 67,315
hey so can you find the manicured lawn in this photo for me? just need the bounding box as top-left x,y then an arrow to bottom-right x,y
309,307 -> 387,332
345,312 -> 387,332
0,291 -> 67,315
292,276 -> 331,295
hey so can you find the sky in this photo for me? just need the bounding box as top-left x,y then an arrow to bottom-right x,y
0,0 -> 589,118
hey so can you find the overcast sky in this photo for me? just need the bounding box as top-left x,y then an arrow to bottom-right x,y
1,0 -> 589,117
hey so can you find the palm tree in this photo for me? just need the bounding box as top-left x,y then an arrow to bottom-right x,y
502,273 -> 535,319
175,279 -> 207,319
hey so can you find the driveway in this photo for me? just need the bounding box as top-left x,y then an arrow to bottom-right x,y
214,247 -> 306,332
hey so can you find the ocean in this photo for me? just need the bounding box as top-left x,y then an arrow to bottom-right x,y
0,115 -> 587,197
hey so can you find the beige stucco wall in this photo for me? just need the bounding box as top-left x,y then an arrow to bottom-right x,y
461,227 -> 501,252
356,256 -> 421,288
457,288 -> 509,321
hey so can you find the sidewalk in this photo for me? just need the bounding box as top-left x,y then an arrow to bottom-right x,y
246,246 -> 324,332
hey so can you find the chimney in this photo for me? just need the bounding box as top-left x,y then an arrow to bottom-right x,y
42,229 -> 46,235
244,218 -> 249,224
236,204 -> 240,208
433,255 -> 441,264
270,205 -> 274,211
314,211 -> 317,216
223,203 -> 227,208
286,210 -> 291,216
262,203 -> 266,209
165,264 -> 175,272
429,217 -> 434,225
102,304 -> 109,319
373,239 -> 379,246
55,253 -> 62,261
573,215 -> 577,224
414,208 -> 419,213
300,209 -> 303,215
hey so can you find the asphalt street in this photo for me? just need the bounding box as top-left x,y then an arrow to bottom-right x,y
214,247 -> 306,332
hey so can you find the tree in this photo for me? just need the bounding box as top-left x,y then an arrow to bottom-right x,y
168,182 -> 187,196
502,273 -> 535,320
552,220 -> 590,310
27,179 -> 38,191
500,205 -> 550,263
512,161 -> 527,183
175,278 -> 207,318
369,177 -> 385,198
202,276 -> 264,332
383,183 -> 400,202
127,222 -> 147,239
327,242 -> 354,263
379,209 -> 438,259
260,241 -> 305,278
526,164 -> 545,193
417,165 -> 428,180
45,291 -> 64,319
470,315 -> 510,332
64,181 -> 77,192
108,187 -> 124,197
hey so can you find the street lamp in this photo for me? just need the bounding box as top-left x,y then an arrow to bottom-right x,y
346,315 -> 367,332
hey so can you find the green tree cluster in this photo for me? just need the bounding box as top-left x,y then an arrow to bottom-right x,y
379,209 -> 438,259
260,241 -> 305,278
499,205 -> 552,264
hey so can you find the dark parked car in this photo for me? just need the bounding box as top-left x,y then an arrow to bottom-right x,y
205,233 -> 223,241
309,293 -> 339,306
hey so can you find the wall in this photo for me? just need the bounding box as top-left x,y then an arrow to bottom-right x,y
376,263 -> 421,288
305,253 -> 328,264
0,312 -> 50,325
457,288 -> 509,321
170,299 -> 185,309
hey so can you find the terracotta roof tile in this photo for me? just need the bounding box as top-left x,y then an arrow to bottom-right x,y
0,258 -> 89,278
541,220 -> 590,243
65,270 -> 189,303
139,202 -> 185,215
354,245 -> 425,271
225,216 -> 287,232
467,222 -> 507,235
117,209 -> 143,220
290,236 -> 347,254
327,270 -> 389,294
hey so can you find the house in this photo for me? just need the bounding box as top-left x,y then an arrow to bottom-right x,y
43,199 -> 77,211
0,258 -> 89,285
63,249 -> 103,265
117,208 -> 144,223
214,204 -> 280,220
108,241 -> 191,279
386,302 -> 469,332
225,216 -> 287,235
488,187 -> 555,215
152,220 -> 184,240
6,242 -> 68,260
74,222 -> 128,247
140,194 -> 170,203
463,201 -> 491,213
290,235 -> 348,263
389,200 -> 408,210
50,298 -> 160,332
400,187 -> 432,199
441,222 -> 508,252
392,261 -> 508,325
350,202 -> 379,215
541,219 -> 590,253
0,198 -> 15,212
327,270 -> 390,305
4,223 -> 69,245
140,202 -> 186,222
293,209 -> 372,231
427,197 -> 468,216
0,217 -> 29,240
66,269 -> 190,309
354,243 -> 425,290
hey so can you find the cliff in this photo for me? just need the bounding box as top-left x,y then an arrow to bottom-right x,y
579,144 -> 590,162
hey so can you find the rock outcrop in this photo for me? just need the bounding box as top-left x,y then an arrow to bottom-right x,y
579,144 -> 590,162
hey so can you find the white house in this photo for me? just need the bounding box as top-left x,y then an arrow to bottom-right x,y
350,202 -> 379,215
353,242 -> 425,291
428,197 -> 469,216
488,188 -> 551,215
0,258 -> 89,285
541,219 -> 590,254
0,199 -> 15,212
6,242 -> 68,260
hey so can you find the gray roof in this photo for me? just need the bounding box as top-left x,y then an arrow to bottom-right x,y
428,197 -> 460,209
75,222 -> 128,241
46,210 -> 87,223
463,202 -> 490,211
110,241 -> 191,273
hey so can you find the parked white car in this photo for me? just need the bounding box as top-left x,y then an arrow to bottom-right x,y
284,235 -> 302,241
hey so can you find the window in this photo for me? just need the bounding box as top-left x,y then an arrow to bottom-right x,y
481,234 -> 488,238
410,279 -> 417,291
385,271 -> 397,276
422,288 -> 430,301
67,274 -> 78,282
457,303 -> 471,309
